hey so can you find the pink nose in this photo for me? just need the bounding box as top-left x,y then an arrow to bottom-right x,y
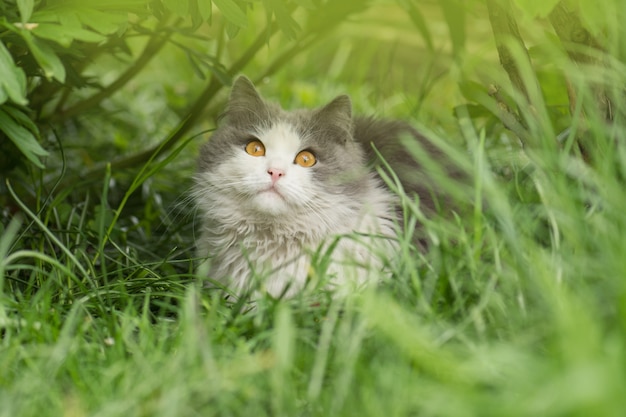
267,168 -> 285,183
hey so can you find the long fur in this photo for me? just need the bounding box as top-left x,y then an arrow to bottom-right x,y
193,76 -> 442,298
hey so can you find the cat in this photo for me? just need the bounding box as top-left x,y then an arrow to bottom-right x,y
193,76 -> 450,298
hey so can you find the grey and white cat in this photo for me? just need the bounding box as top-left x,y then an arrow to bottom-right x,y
193,76 -> 444,298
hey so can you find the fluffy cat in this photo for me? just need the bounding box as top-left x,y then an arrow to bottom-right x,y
193,76 -> 445,298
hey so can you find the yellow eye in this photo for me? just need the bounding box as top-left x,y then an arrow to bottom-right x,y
245,140 -> 265,157
294,150 -> 317,167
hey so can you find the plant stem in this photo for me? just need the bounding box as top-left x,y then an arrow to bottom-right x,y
548,1 -> 613,161
485,0 -> 533,103
49,28 -> 173,123
549,1 -> 612,120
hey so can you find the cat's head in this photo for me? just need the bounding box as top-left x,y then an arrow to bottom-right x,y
195,76 -> 370,221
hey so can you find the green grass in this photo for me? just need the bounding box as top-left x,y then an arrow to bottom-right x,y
3,104 -> 626,416
3,4 -> 626,416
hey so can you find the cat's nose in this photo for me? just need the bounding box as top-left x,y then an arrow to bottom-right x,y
267,168 -> 285,183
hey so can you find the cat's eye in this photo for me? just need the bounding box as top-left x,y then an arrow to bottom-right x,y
294,150 -> 317,167
245,139 -> 265,157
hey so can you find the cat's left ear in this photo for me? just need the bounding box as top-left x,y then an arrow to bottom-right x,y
318,95 -> 352,120
229,76 -> 265,110
226,76 -> 269,126
315,95 -> 353,136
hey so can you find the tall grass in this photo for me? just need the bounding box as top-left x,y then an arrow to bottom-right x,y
4,111 -> 626,416
2,10 -> 626,417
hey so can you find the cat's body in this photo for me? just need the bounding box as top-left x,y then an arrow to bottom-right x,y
193,76 -> 446,298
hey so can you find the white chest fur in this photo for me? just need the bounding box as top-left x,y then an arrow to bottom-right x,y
195,173 -> 397,298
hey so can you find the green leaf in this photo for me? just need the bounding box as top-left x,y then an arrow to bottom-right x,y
213,0 -> 248,28
304,1 -> 370,35
30,9 -> 62,23
0,42 -> 28,106
58,11 -> 82,29
2,106 -> 38,134
225,21 -> 241,38
20,32 -> 66,82
31,7 -> 121,44
164,0 -> 189,16
458,80 -> 489,103
453,103 -> 492,120
457,81 -> 510,118
265,0 -> 300,40
512,0 -> 560,18
188,0 -> 203,28
198,0 -> 213,21
33,23 -> 106,47
77,9 -> 127,35
399,0 -> 434,52
576,0 -> 614,36
0,107 -> 47,169
17,0 -> 34,23
292,0 -> 315,9
440,0 -> 465,57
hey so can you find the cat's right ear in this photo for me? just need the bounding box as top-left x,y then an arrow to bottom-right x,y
313,95 -> 353,140
229,76 -> 264,111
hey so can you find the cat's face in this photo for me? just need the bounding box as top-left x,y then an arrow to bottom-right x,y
195,76 -> 369,220
208,121 -> 323,215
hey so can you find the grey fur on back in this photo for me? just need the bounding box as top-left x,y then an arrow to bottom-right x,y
353,117 -> 442,213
